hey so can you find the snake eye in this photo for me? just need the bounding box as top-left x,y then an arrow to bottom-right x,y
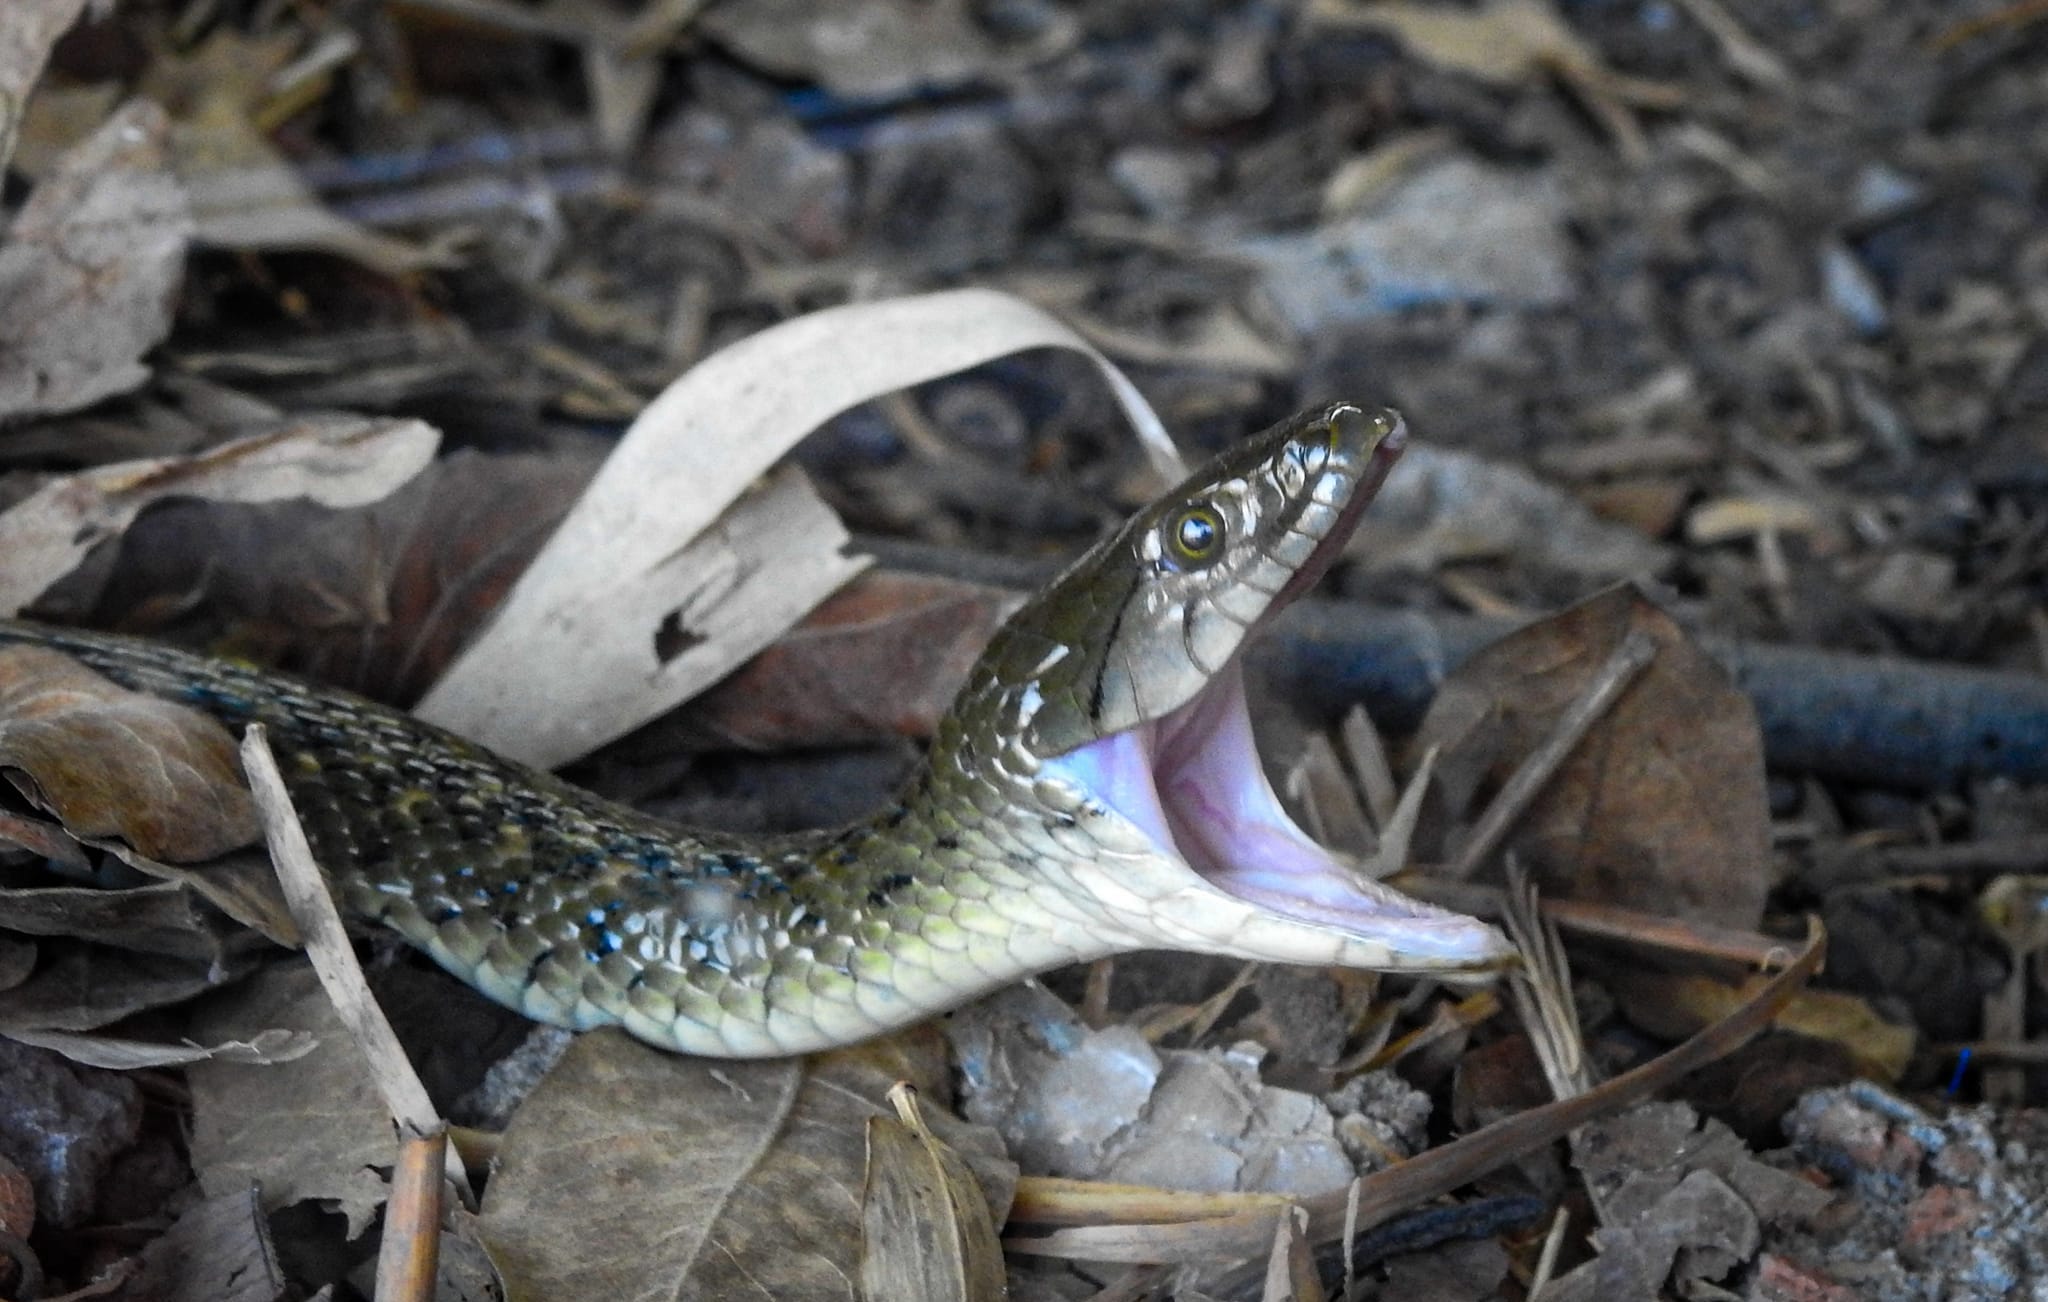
1165,503 -> 1225,566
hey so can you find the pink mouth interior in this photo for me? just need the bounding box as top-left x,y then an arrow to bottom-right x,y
1042,662 -> 1506,963
1039,420 -> 1504,966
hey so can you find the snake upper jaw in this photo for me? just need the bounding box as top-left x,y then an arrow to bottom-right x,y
1039,660 -> 1515,976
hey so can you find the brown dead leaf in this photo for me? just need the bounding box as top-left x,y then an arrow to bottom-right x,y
0,880 -> 244,962
186,961 -> 396,1238
86,447 -> 597,704
480,1026 -> 1016,1302
0,946 -> 251,1035
0,98 -> 191,423
1416,586 -> 1770,930
1618,971 -> 1914,1084
0,644 -> 259,862
0,411 -> 438,615
103,846 -> 298,947
682,571 -> 1023,750
0,806 -> 88,867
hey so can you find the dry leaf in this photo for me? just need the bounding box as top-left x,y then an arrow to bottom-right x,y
144,31 -> 460,276
0,412 -> 439,615
1618,971 -> 1915,1084
1309,0 -> 1599,86
861,1086 -> 1008,1302
90,446 -> 598,705
0,880 -> 243,962
0,936 -> 34,994
420,287 -> 1176,768
0,645 -> 259,862
1,1024 -> 314,1071
1307,0 -> 1684,110
0,947 -> 257,1037
1355,444 -> 1671,579
480,1026 -> 1015,1302
0,98 -> 191,422
175,99 -> 462,275
105,846 -> 298,947
0,0 -> 94,175
186,962 -> 396,1238
1416,586 -> 1771,930
117,1188 -> 287,1302
700,0 -> 1076,98
681,571 -> 1023,750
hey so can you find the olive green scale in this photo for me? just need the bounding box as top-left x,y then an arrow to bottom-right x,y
0,408 -> 1487,1055
0,620 -> 1114,1057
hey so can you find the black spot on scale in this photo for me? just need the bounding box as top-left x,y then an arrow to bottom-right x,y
867,872 -> 914,908
935,834 -> 961,851
524,949 -> 554,988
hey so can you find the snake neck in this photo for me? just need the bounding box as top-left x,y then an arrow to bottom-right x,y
0,618 -> 1144,1057
332,746 -> 1139,1058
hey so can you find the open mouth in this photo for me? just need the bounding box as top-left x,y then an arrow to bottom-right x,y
1045,659 -> 1504,966
1037,409 -> 1511,969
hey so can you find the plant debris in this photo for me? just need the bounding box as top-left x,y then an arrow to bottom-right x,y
0,0 -> 2045,1294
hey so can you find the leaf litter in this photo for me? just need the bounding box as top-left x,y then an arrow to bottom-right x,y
0,0 -> 2039,1294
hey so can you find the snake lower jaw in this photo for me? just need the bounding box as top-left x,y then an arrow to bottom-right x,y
1040,662 -> 1516,976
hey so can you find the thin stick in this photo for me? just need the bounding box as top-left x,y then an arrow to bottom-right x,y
240,726 -> 472,1206
1404,877 -> 1800,970
1446,630 -> 1660,881
376,1129 -> 448,1302
1528,1205 -> 1572,1300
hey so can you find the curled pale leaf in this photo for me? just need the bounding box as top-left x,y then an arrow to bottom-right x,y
420,286 -> 1172,768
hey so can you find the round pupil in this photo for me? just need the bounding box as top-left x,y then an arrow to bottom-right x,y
1178,512 -> 1217,553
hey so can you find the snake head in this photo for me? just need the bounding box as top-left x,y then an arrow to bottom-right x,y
957,403 -> 1513,977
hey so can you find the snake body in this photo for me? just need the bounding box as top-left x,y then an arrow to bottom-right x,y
0,405 -> 1510,1056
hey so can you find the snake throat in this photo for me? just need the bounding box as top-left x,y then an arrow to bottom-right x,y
1045,663 -> 1498,963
